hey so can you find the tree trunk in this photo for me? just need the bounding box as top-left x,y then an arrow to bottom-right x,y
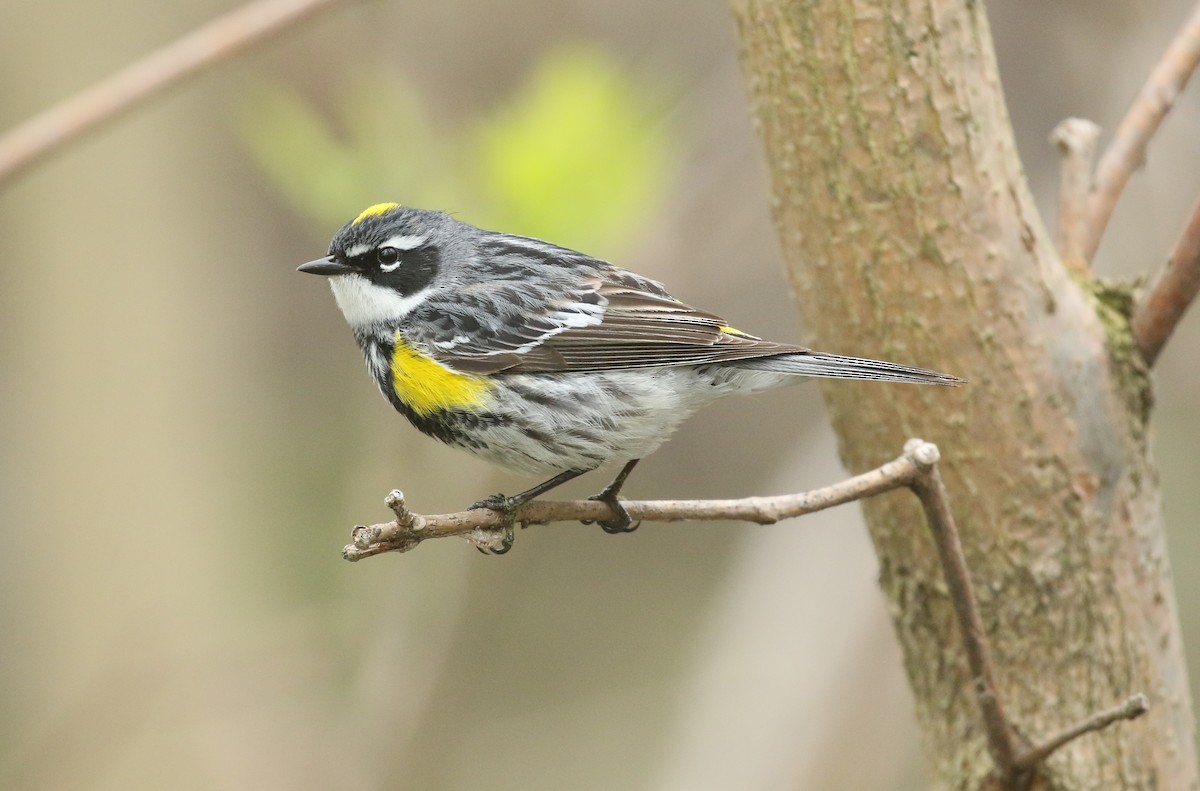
729,1 -> 1198,788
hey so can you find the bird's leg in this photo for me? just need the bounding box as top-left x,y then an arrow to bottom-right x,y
587,459 -> 641,534
468,467 -> 589,514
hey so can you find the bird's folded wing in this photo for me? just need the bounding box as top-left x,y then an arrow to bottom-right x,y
408,264 -> 806,375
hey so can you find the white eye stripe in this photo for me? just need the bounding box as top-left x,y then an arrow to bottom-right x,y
491,234 -> 561,256
345,235 -> 427,267
383,234 -> 428,251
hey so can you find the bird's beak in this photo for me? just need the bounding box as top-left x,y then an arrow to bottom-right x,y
297,256 -> 354,276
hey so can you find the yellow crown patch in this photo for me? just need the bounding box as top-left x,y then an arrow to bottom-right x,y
353,202 -> 401,225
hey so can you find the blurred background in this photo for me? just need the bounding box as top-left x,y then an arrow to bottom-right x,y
1,1 -> 1197,788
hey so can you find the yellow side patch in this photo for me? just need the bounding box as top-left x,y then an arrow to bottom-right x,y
353,202 -> 401,225
719,325 -> 759,339
391,335 -> 492,416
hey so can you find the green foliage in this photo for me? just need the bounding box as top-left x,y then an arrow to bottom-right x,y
239,44 -> 677,256
471,46 -> 676,252
238,80 -> 457,230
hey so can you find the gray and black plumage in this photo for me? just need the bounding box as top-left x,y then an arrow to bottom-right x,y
299,203 -> 962,536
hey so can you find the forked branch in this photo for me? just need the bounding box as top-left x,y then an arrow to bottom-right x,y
906,449 -> 1147,789
342,439 -> 1146,789
1054,4 -> 1200,367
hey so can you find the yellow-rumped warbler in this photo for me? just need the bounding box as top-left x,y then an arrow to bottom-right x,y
299,203 -> 960,536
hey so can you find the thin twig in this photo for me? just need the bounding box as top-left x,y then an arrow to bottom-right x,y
1083,2 -> 1200,261
1131,194 -> 1200,365
0,0 -> 347,185
906,442 -> 1020,778
1050,118 -> 1102,273
343,443 -> 929,559
1014,694 -> 1150,771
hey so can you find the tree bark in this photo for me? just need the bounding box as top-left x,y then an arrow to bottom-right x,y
729,1 -> 1198,789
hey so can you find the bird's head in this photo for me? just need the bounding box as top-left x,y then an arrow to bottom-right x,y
298,203 -> 453,329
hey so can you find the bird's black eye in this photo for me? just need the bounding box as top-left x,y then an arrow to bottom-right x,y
377,247 -> 401,268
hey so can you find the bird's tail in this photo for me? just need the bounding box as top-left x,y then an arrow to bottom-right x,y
733,352 -> 963,386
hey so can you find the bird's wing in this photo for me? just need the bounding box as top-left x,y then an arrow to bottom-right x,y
502,274 -> 807,373
405,235 -> 803,375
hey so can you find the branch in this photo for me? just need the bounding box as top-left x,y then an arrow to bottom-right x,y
1083,2 -> 1200,261
343,444 -> 928,559
0,0 -> 347,185
907,448 -> 1019,774
1130,194 -> 1200,366
1014,694 -> 1150,772
342,439 -> 1148,787
907,446 -> 1149,790
1050,118 -> 1101,273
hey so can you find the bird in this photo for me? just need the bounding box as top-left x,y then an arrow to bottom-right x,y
298,203 -> 961,545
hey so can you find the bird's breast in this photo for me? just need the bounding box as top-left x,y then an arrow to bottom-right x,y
383,333 -> 493,417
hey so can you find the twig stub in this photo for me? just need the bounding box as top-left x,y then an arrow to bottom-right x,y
1050,117 -> 1102,271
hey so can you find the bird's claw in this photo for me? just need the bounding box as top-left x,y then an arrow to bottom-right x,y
599,515 -> 640,534
469,493 -> 519,555
475,522 -> 515,556
588,493 -> 639,534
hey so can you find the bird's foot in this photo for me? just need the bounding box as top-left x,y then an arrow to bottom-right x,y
468,492 -> 519,513
583,459 -> 641,534
475,522 -> 514,555
588,489 -> 640,534
467,493 -> 519,555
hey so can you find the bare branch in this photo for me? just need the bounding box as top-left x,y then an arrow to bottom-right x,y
343,445 -> 927,559
1050,118 -> 1102,272
0,0 -> 347,185
1015,694 -> 1150,772
1131,194 -> 1200,366
906,443 -> 1021,777
1083,2 -> 1200,261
